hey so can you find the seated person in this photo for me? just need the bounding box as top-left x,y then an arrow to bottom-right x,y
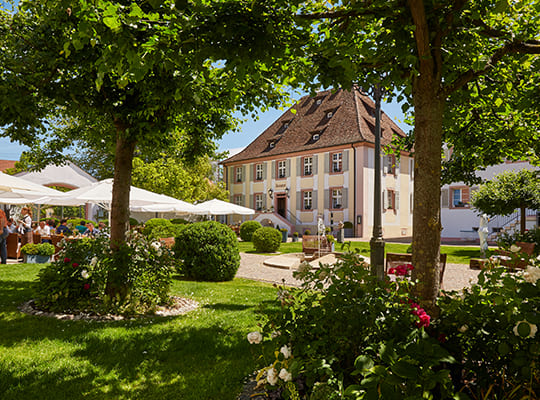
34,221 -> 51,242
47,219 -> 57,230
75,220 -> 87,235
97,222 -> 109,237
83,223 -> 99,237
6,218 -> 17,234
55,219 -> 72,236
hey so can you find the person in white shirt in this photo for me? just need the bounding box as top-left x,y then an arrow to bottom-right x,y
34,220 -> 51,243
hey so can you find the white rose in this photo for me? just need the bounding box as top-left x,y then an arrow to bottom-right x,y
280,345 -> 291,359
267,368 -> 278,386
271,331 -> 281,339
523,266 -> 540,283
90,257 -> 98,267
513,320 -> 537,338
247,331 -> 263,344
81,269 -> 90,279
510,244 -> 521,253
459,325 -> 468,333
151,241 -> 161,251
279,368 -> 292,382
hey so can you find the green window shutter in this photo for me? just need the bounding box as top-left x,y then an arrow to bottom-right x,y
271,161 -> 276,179
296,192 -> 302,210
342,188 -> 348,208
286,159 -> 291,177
441,188 -> 449,208
313,155 -> 318,174
324,153 -> 329,173
297,157 -> 302,176
324,189 -> 329,209
263,162 -> 267,180
312,190 -> 318,210
395,191 -> 400,210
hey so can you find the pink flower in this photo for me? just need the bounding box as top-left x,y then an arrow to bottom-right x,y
416,312 -> 431,328
83,283 -> 90,291
64,257 -> 71,263
388,267 -> 396,274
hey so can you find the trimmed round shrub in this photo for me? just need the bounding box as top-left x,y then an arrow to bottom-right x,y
142,218 -> 181,239
143,218 -> 172,235
173,221 -> 240,281
239,220 -> 262,242
129,217 -> 139,226
252,227 -> 281,253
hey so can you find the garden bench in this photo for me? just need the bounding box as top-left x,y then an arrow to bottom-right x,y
302,235 -> 332,256
492,241 -> 535,269
385,252 -> 447,286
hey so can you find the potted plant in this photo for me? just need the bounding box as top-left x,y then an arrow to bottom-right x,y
304,229 -> 311,236
20,243 -> 55,264
326,234 -> 336,252
280,228 -> 288,243
292,232 -> 299,242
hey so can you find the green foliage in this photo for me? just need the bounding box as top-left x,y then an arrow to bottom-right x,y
252,227 -> 281,253
472,169 -> 540,221
436,265 -> 540,398
20,243 -> 55,256
142,218 -> 181,239
132,155 -> 229,203
170,218 -> 189,225
253,253 -> 456,398
239,220 -> 262,242
173,221 -> 240,282
34,233 -> 175,315
129,217 -> 138,226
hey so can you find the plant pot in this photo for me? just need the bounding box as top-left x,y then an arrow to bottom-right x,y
292,236 -> 298,242
23,254 -> 51,264
281,231 -> 288,243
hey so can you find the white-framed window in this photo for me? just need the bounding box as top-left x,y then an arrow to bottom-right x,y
303,191 -> 312,210
277,160 -> 287,179
303,156 -> 313,176
234,194 -> 243,206
235,167 -> 242,183
255,164 -> 263,181
451,187 -> 469,208
384,154 -> 396,175
255,193 -> 263,211
331,188 -> 343,209
386,189 -> 396,210
331,152 -> 342,173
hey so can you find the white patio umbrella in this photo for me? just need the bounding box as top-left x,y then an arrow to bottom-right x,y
0,171 -> 65,204
39,178 -> 201,214
193,198 -> 255,216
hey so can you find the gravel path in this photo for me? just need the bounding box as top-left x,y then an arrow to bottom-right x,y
237,252 -> 480,292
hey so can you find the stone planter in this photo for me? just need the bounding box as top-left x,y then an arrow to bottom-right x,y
23,254 -> 51,264
281,230 -> 288,243
292,236 -> 299,242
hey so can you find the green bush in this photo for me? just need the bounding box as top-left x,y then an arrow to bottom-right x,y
170,218 -> 189,225
34,233 -> 175,315
129,217 -> 139,226
142,218 -> 181,239
252,253 -> 455,399
252,227 -> 281,253
20,243 -> 39,255
436,265 -> 540,399
173,221 -> 240,281
303,229 -> 311,235
240,220 -> 262,242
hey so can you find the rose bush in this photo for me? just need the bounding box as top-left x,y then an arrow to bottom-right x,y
251,252 -> 454,399
34,231 -> 175,315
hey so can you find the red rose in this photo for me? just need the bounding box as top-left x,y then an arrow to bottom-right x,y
437,333 -> 447,343
388,267 -> 396,274
83,283 -> 90,291
72,262 -> 79,268
416,313 -> 431,328
64,257 -> 71,263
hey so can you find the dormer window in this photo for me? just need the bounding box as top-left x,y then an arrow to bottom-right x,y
316,99 -> 322,105
312,133 -> 320,141
327,111 -> 333,118
283,122 -> 289,128
269,141 -> 276,148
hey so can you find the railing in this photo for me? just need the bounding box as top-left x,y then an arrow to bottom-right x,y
487,208 -> 537,240
286,209 -> 302,225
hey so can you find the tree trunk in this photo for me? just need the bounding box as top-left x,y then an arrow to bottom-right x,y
411,77 -> 445,315
520,204 -> 526,234
105,129 -> 137,298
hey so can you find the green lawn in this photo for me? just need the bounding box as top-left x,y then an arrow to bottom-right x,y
238,240 -> 482,264
0,263 -> 276,400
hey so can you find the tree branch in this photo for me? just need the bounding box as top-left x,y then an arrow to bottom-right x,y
444,40 -> 540,96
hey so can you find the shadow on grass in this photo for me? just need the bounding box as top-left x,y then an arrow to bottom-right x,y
203,303 -> 254,311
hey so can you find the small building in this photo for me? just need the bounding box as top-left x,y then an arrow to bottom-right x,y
222,87 -> 414,239
441,160 -> 539,243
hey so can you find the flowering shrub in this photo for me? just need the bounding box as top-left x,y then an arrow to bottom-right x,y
436,262 -> 540,399
497,227 -> 540,256
388,263 -> 413,276
34,231 -> 175,315
251,252 -> 455,399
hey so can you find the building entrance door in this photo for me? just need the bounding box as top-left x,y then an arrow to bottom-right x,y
276,195 -> 287,219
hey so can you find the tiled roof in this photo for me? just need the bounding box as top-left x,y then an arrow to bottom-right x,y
224,87 -> 407,164
0,160 -> 17,172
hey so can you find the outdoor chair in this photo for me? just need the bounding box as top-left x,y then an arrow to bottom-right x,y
33,234 -> 41,244
385,252 -> 447,286
7,233 -> 21,259
493,241 -> 535,270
